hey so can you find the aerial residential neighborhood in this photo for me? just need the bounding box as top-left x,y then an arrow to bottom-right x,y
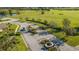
0,7 -> 79,51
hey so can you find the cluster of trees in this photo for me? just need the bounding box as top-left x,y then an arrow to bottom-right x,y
63,19 -> 77,36
4,7 -> 78,12
0,32 -> 15,50
8,9 -> 20,16
44,19 -> 77,36
0,9 -> 20,17
27,25 -> 37,34
43,18 -> 77,36
26,18 -> 57,28
0,10 -> 11,16
26,17 -> 78,36
2,7 -> 79,10
0,11 -> 7,16
0,23 -> 20,50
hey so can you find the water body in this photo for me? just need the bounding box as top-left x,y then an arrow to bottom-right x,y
0,13 -> 17,17
12,13 -> 17,16
0,14 -> 5,17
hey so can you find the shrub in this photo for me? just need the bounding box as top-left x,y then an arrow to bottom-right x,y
25,17 -> 29,21
48,47 -> 57,51
31,18 -> 36,22
40,39 -> 49,44
15,32 -> 20,36
41,11 -> 45,14
43,20 -> 48,25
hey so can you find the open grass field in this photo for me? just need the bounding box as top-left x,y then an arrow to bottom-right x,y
11,9 -> 79,27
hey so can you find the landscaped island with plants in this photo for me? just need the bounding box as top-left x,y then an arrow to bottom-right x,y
0,7 -> 79,51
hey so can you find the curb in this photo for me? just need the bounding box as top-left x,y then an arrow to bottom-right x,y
15,25 -> 20,33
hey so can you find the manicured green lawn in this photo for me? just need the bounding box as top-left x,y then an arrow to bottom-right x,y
53,32 -> 65,39
66,36 -> 79,47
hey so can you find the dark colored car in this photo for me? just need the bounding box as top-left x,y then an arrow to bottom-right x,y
51,38 -> 64,46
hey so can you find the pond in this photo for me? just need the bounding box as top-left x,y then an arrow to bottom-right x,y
12,13 -> 17,16
0,14 -> 5,17
0,13 -> 17,17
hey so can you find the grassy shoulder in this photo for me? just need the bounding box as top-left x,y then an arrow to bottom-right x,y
53,32 -> 79,47
11,24 -> 29,51
66,36 -> 79,47
11,35 -> 28,51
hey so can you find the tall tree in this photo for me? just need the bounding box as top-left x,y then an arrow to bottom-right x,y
8,9 -> 12,16
44,20 -> 48,25
63,18 -> 70,35
63,18 -> 70,28
41,11 -> 45,15
49,21 -> 57,28
16,10 -> 20,15
63,18 -> 76,36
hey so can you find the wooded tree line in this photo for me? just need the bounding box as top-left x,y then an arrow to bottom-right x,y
1,7 -> 79,10
26,17 -> 78,36
0,9 -> 20,16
